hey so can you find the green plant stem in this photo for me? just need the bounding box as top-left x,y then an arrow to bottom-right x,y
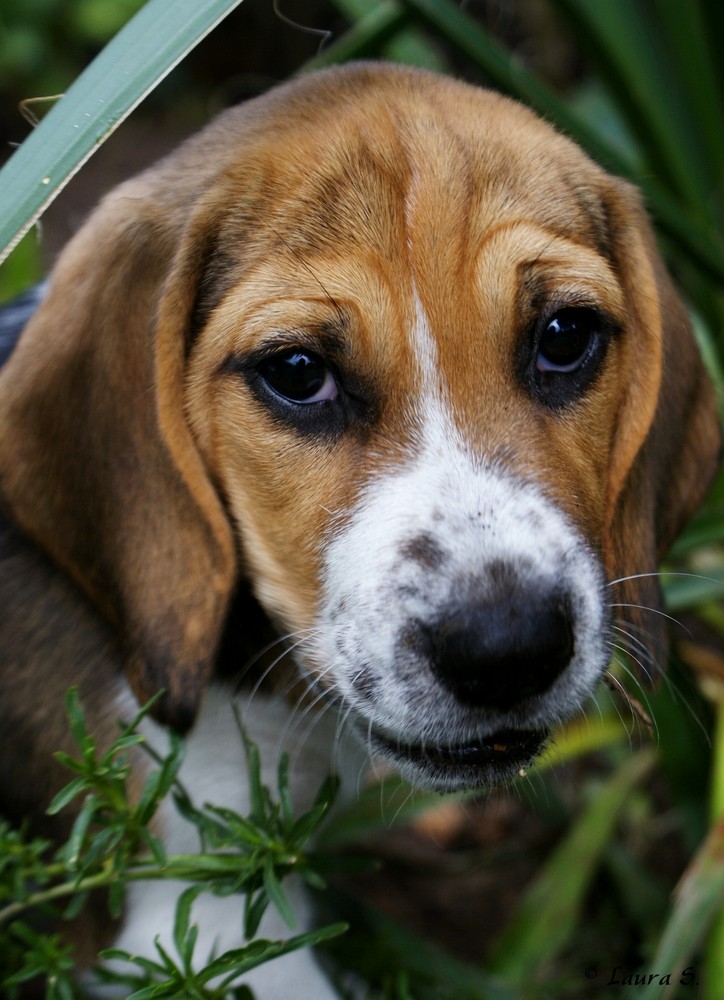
704,695 -> 724,999
0,849 -> 302,927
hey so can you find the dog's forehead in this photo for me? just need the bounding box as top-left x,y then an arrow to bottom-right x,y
198,70 -> 625,496
229,79 -> 619,365
241,78 -> 609,266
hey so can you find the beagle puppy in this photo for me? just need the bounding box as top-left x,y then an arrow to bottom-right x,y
0,62 -> 719,996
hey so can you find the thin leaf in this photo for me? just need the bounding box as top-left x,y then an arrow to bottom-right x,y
0,0 -> 246,264
277,753 -> 294,830
64,687 -> 89,750
237,714 -> 265,822
243,889 -> 270,941
61,887 -> 90,922
108,879 -> 126,920
262,858 -> 296,930
550,0 -> 715,209
99,948 -> 166,975
198,922 -> 348,983
46,777 -> 88,816
652,819 -> 724,998
320,0 -> 448,71
172,886 -> 203,968
140,826 -> 168,868
489,749 -> 655,981
64,794 -> 97,870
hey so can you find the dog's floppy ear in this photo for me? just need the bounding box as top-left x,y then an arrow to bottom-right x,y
0,173 -> 237,730
601,178 -> 721,674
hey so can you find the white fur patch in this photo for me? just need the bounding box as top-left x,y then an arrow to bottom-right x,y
312,297 -> 609,786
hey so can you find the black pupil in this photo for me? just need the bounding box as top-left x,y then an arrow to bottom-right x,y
260,350 -> 327,401
538,309 -> 596,369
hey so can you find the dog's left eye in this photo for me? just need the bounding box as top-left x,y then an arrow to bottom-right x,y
536,309 -> 598,372
525,306 -> 614,408
257,349 -> 338,404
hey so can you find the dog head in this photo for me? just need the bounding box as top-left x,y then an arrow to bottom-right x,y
0,64 -> 718,788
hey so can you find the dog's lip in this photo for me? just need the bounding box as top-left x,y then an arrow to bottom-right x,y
369,726 -> 548,769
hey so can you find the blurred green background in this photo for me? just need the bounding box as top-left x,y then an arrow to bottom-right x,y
1,2 -> 723,998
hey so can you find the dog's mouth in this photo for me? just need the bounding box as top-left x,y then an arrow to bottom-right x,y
368,726 -> 548,789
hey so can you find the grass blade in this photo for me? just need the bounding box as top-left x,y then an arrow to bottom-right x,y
488,749 -> 655,981
652,818 -> 724,998
550,0 -> 716,211
0,0 -> 245,265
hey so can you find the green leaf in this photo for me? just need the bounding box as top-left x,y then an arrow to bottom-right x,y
652,820 -> 724,997
663,566 -> 724,612
243,889 -> 270,941
489,749 -> 655,981
198,922 -> 348,983
549,0 -> 715,209
46,777 -> 88,816
62,886 -> 89,921
99,947 -> 166,974
0,231 -> 42,304
64,687 -> 89,750
172,886 -> 202,968
0,0 -> 246,264
311,0 -> 448,72
288,775 -> 339,846
277,753 -> 294,830
63,794 -> 97,870
238,715 -> 267,823
262,858 -> 295,930
304,1 -> 409,72
140,826 -> 168,868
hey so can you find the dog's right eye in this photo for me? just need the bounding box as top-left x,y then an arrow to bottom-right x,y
256,349 -> 338,404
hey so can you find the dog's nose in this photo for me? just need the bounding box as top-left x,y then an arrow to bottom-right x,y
426,591 -> 575,710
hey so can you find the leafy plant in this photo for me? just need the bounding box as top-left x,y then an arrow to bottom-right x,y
0,688 -> 345,998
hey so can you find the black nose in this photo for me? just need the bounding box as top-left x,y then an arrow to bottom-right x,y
425,592 -> 575,711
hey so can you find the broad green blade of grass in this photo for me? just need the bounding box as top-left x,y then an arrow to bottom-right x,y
534,711 -> 627,770
654,0 -> 724,193
488,750 -> 655,982
704,695 -> 724,1000
662,567 -> 724,613
652,818 -> 724,999
549,0 -> 717,213
0,0 -> 245,266
0,232 -> 42,303
701,0 -> 724,107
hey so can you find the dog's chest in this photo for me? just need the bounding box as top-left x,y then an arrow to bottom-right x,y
96,683 -> 359,998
